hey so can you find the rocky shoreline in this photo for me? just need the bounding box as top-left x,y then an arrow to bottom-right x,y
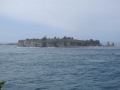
17,37 -> 101,47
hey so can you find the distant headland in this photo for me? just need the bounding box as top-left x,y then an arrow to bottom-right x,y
17,36 -> 102,47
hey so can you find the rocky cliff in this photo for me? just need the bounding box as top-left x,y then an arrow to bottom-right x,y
18,40 -> 43,47
18,40 -> 67,47
17,38 -> 101,47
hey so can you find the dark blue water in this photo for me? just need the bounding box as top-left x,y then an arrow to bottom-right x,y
0,45 -> 120,90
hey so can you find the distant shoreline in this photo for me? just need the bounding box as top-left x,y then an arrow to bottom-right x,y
17,36 -> 101,47
0,43 -> 17,45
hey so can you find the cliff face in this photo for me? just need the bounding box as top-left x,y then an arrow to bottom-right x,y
18,40 -> 66,47
17,39 -> 101,47
18,40 -> 43,47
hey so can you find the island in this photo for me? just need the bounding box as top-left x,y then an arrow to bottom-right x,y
17,36 -> 101,47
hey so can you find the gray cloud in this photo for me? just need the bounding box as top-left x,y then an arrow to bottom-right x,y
0,0 -> 120,42
0,0 -> 120,31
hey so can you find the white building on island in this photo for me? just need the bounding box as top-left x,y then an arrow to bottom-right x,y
107,42 -> 114,46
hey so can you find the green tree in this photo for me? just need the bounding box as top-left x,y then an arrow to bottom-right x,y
54,36 -> 57,39
26,38 -> 29,40
42,36 -> 47,41
63,36 -> 66,39
0,81 -> 6,90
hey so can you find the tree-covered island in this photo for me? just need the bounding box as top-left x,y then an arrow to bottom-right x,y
17,36 -> 101,47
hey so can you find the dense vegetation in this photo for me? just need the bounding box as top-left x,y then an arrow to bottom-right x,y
24,36 -> 101,47
0,81 -> 5,90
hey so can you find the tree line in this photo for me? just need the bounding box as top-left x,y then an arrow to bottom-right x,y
25,36 -> 101,46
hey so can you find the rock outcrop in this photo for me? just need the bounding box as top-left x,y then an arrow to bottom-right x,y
107,42 -> 114,46
17,38 -> 101,47
18,40 -> 43,47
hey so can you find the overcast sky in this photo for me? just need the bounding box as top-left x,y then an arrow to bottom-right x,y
0,0 -> 120,43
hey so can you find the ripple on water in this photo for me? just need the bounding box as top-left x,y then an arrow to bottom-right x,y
1,46 -> 120,90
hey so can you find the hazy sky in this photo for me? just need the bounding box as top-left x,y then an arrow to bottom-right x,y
0,0 -> 120,43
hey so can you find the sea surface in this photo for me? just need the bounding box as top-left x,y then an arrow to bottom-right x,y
0,45 -> 120,90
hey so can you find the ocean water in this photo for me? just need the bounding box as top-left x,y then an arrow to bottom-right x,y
0,45 -> 120,90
